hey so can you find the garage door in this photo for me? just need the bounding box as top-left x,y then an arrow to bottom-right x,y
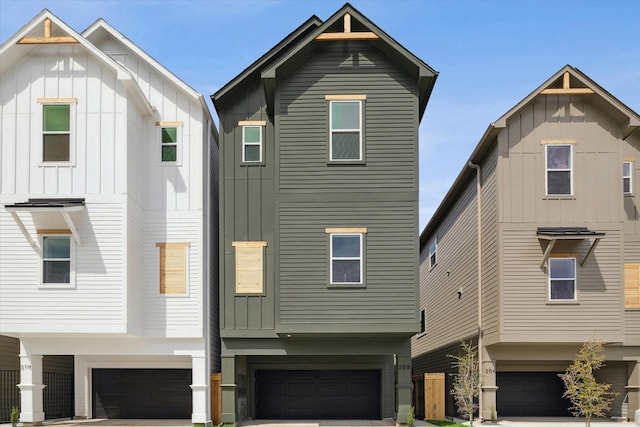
92,369 -> 191,419
497,372 -> 570,416
255,370 -> 380,419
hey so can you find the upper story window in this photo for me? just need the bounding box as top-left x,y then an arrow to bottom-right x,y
39,98 -> 77,163
232,241 -> 267,294
238,121 -> 266,164
548,257 -> 576,301
624,161 -> 634,194
418,308 -> 426,336
326,95 -> 366,162
41,234 -> 74,287
428,237 -> 437,269
156,121 -> 183,164
326,228 -> 367,285
157,242 -> 189,295
545,143 -> 573,196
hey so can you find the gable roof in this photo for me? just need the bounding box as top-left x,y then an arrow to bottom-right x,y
0,9 -> 154,115
212,3 -> 438,120
419,65 -> 640,248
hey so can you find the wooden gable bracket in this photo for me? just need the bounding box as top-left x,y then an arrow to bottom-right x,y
18,18 -> 79,45
541,71 -> 594,95
315,13 -> 380,41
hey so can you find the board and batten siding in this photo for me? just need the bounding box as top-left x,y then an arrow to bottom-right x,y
500,225 -> 623,342
623,131 -> 640,237
277,201 -> 416,328
0,45 -> 127,196
498,95 -> 624,225
0,201 -> 126,333
277,41 -> 418,193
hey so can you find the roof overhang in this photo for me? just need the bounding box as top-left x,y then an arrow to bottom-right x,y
5,198 -> 86,247
537,227 -> 605,268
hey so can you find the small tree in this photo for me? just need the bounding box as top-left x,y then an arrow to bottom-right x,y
448,340 -> 480,426
558,340 -> 618,427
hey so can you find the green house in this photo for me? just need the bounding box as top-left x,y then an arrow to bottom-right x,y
212,3 -> 437,423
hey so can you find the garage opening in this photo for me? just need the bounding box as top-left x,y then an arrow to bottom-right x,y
497,372 -> 571,417
92,369 -> 191,419
255,370 -> 380,419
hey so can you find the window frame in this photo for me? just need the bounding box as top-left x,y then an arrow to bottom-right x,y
39,233 -> 75,289
232,241 -> 267,295
157,242 -> 190,296
545,143 -> 574,196
624,161 -> 634,195
327,96 -> 365,163
417,308 -> 427,337
39,99 -> 76,165
157,121 -> 183,166
327,228 -> 366,287
428,237 -> 437,270
242,125 -> 263,163
548,257 -> 577,302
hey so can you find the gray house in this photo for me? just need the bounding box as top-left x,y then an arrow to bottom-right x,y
413,65 -> 640,421
212,3 -> 437,424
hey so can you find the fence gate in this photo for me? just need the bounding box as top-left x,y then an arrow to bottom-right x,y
424,373 -> 445,420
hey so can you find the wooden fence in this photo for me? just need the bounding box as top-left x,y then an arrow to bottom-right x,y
211,372 -> 222,425
413,372 -> 445,420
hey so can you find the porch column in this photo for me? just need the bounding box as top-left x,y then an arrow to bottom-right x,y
18,345 -> 45,426
627,360 -> 640,421
221,355 -> 237,425
480,346 -> 498,422
396,341 -> 413,425
191,354 -> 212,426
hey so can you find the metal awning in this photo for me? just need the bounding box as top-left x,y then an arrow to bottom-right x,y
4,198 -> 85,247
537,227 -> 605,268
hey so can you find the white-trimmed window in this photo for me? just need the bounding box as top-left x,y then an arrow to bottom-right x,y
157,121 -> 183,164
418,308 -> 426,335
41,234 -> 74,286
40,99 -> 76,163
624,161 -> 633,194
328,97 -> 364,161
328,229 -> 365,285
428,237 -> 437,269
242,126 -> 262,162
546,144 -> 573,195
157,242 -> 189,295
548,257 -> 577,301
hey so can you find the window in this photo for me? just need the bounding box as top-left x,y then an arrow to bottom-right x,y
330,233 -> 363,284
161,127 -> 178,162
625,263 -> 640,309
329,99 -> 363,161
232,241 -> 266,294
43,104 -> 71,162
157,242 -> 189,294
418,308 -> 426,335
42,235 -> 73,286
546,144 -> 573,195
624,161 -> 633,194
548,257 -> 576,301
428,238 -> 437,269
242,126 -> 262,162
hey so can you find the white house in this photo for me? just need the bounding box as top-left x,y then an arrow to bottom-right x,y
0,10 -> 219,425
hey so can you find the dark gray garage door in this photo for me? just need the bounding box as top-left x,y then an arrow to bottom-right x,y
92,369 -> 191,419
497,372 -> 570,417
255,370 -> 380,419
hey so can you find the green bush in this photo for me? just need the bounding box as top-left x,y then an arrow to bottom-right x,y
10,406 -> 20,427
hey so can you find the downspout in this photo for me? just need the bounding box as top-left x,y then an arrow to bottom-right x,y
468,161 -> 483,421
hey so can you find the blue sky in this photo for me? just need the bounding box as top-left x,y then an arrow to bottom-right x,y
1,0 -> 639,230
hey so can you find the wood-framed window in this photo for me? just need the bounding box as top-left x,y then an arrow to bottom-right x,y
327,96 -> 365,162
624,161 -> 634,195
548,257 -> 577,301
40,99 -> 76,163
157,242 -> 189,294
40,232 -> 74,287
428,237 -> 437,269
545,144 -> 573,196
232,241 -> 267,294
326,228 -> 366,285
625,263 -> 640,309
156,121 -> 183,164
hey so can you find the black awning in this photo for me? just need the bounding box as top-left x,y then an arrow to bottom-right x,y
4,198 -> 85,209
536,227 -> 605,267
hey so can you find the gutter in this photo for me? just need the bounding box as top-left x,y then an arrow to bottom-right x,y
468,161 -> 483,420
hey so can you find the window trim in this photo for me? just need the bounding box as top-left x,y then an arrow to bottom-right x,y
39,98 -> 77,166
39,233 -> 75,289
156,121 -> 183,166
326,228 -> 366,287
242,125 -> 263,163
624,161 -> 634,195
327,97 -> 365,163
545,143 -> 574,196
238,121 -> 266,165
548,257 -> 577,302
428,237 -> 437,270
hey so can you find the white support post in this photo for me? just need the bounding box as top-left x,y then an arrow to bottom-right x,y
18,345 -> 45,426
190,354 -> 212,426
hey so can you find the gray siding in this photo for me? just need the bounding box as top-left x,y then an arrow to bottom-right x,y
0,335 -> 18,370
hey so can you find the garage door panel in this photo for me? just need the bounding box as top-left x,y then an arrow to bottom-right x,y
255,370 -> 380,419
497,372 -> 570,417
